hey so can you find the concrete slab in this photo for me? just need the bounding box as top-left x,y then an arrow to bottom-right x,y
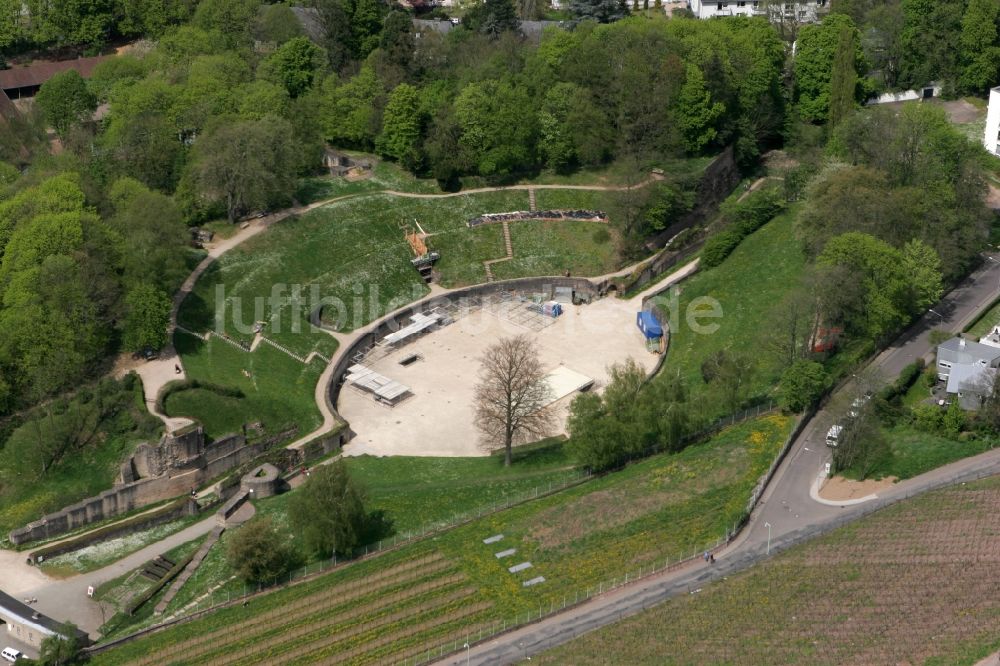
508,562 -> 532,573
339,298 -> 657,457
495,548 -> 516,559
483,534 -> 503,544
522,576 -> 545,587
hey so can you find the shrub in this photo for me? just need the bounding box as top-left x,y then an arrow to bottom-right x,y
701,230 -> 743,267
225,515 -> 298,584
702,188 -> 785,268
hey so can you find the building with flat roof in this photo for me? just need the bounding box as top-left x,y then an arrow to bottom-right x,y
984,86 -> 1000,156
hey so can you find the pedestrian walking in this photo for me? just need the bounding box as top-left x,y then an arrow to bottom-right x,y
709,554 -> 715,564
703,551 -> 710,562
174,364 -> 181,374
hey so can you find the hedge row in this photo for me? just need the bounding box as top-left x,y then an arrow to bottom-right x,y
701,187 -> 786,268
156,379 -> 246,413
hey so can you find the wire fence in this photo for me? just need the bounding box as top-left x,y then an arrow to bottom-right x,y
411,445 -> 1000,666
403,528 -> 737,666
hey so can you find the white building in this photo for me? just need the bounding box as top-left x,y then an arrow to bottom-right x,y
984,86 -> 1000,157
687,0 -> 825,20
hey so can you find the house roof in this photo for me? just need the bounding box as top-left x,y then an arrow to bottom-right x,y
945,363 -> 996,396
0,55 -> 113,91
290,6 -> 327,43
938,337 -> 1000,365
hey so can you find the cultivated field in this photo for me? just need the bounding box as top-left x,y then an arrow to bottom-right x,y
538,476 -> 1000,666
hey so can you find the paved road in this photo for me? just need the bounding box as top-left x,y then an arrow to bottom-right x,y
19,516 -> 219,636
439,256 -> 1000,665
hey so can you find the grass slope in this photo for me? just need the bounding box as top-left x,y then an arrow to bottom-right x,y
165,332 -> 324,440
538,476 -> 1000,666
652,207 -> 806,409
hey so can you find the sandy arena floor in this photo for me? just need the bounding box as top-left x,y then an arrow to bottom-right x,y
339,297 -> 658,457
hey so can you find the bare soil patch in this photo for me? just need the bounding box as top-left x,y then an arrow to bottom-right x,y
819,475 -> 897,501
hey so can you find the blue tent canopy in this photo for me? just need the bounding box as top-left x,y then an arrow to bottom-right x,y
636,311 -> 663,340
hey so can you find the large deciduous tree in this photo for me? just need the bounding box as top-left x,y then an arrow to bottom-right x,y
186,116 -> 297,222
958,0 -> 1000,93
795,14 -> 865,122
260,36 -> 327,98
36,71 -> 98,138
676,64 -> 724,153
288,461 -> 370,557
474,335 -> 554,466
377,83 -> 423,168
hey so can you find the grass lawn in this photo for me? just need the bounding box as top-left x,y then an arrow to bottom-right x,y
531,188 -> 608,210
965,296 -> 1000,339
538,476 -> 1000,666
651,206 -> 807,410
491,219 -> 619,281
344,438 -> 581,534
165,332 -> 324,441
839,423 -> 993,482
93,415 -> 791,661
294,161 -> 444,204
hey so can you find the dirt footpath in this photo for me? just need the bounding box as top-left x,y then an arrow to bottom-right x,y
819,475 -> 897,501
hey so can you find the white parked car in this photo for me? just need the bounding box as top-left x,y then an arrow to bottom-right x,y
2,647 -> 23,663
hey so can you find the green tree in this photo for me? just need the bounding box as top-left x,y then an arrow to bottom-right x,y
87,55 -> 147,103
379,10 -> 416,70
829,23 -> 859,126
192,0 -> 259,47
36,71 -> 98,138
677,64 -> 724,153
958,0 -> 1000,93
795,14 -> 864,122
26,0 -> 116,47
779,361 -> 828,413
898,0 -> 963,89
253,3 -> 304,44
102,113 -> 183,192
351,0 -> 385,56
238,80 -> 291,120
261,36 -> 327,98
288,461 -> 369,557
225,516 -> 297,584
186,116 -> 297,222
319,64 -> 381,147
123,284 -> 171,352
464,0 -> 521,38
38,622 -> 80,665
454,79 -> 538,177
377,83 -> 422,167
568,0 -> 629,22
537,82 -> 612,171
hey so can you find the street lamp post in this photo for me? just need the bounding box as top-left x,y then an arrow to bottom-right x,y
764,522 -> 771,555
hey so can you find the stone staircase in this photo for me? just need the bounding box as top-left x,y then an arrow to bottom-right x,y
483,220 -> 514,283
154,525 -> 225,615
528,188 -> 537,211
